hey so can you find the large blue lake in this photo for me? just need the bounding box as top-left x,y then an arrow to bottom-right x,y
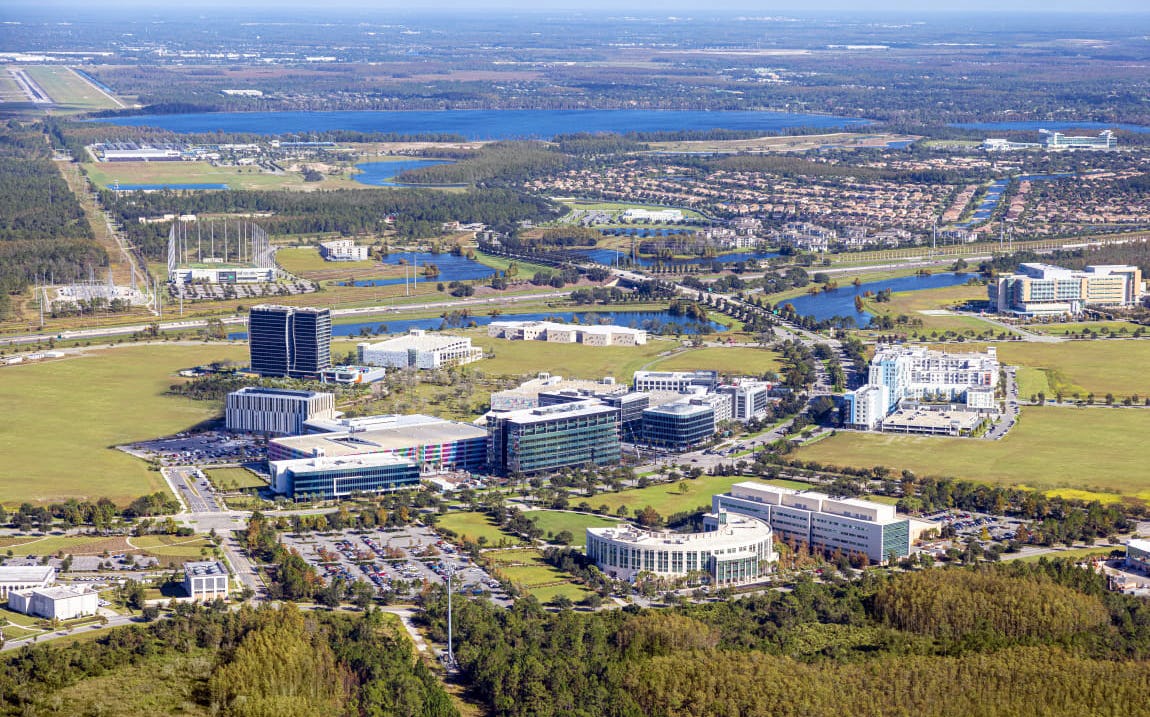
950,121 -> 1150,133
96,109 -> 871,140
340,251 -> 496,287
228,309 -> 727,340
353,160 -> 451,186
778,272 -> 975,327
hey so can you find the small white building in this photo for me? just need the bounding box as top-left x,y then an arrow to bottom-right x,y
8,585 -> 99,621
357,330 -> 483,370
184,561 -> 230,601
319,240 -> 369,262
620,208 -> 683,223
0,565 -> 56,600
319,365 -> 387,385
487,320 -> 646,346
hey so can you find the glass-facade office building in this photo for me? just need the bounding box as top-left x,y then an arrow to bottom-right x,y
487,399 -> 621,475
642,401 -> 715,451
270,455 -> 421,501
249,305 -> 332,380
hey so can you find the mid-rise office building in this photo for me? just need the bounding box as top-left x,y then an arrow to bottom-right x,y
226,387 -> 336,436
183,561 -> 230,601
717,380 -> 773,421
270,413 -> 488,473
539,387 -> 651,441
713,482 -> 910,564
642,398 -> 715,451
1042,129 -> 1117,151
632,370 -> 719,393
357,330 -> 483,370
319,239 -> 370,262
249,305 -> 332,380
270,453 -> 422,501
586,512 -> 775,585
0,566 -> 56,600
989,263 -> 1143,317
486,399 -> 621,475
8,585 -> 99,620
491,374 -> 624,412
487,320 -> 647,346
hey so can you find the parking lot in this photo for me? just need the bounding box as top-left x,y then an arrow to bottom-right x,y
126,430 -> 265,466
281,524 -> 510,606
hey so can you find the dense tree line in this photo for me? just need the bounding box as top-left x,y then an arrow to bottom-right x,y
0,603 -> 456,717
422,560 -> 1150,717
0,121 -> 104,319
395,141 -> 577,186
104,186 -> 563,259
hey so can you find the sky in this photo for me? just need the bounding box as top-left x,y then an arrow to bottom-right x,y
5,0 -> 1150,13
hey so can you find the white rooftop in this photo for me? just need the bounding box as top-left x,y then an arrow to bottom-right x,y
270,452 -> 416,474
359,330 -> 470,351
19,585 -> 95,600
588,513 -> 770,550
495,398 -> 617,424
0,565 -> 56,583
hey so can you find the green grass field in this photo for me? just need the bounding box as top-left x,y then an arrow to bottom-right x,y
862,281 -> 999,334
485,548 -> 593,603
83,161 -> 305,191
527,510 -> 620,546
275,246 -> 377,275
437,511 -> 523,547
595,475 -> 777,517
23,65 -> 123,112
474,334 -> 669,380
987,341 -> 1150,397
0,343 -> 246,506
799,407 -> 1150,500
645,346 -> 783,376
205,467 -> 267,491
1012,546 -> 1120,563
1024,321 -> 1142,337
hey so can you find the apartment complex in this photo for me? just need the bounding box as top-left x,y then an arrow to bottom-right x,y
586,512 -> 776,585
249,305 -> 332,380
357,330 -> 483,370
989,262 -> 1143,316
225,387 -> 336,436
713,482 -> 911,563
319,239 -> 369,261
487,320 -> 647,346
486,399 -> 621,475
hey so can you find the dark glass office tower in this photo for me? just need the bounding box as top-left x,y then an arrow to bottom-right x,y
249,305 -> 331,380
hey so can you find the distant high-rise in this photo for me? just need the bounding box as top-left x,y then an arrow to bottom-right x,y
249,305 -> 332,380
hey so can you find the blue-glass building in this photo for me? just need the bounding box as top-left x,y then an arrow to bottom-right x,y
270,453 -> 420,501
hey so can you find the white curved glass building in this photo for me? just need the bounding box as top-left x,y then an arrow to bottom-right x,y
586,512 -> 776,586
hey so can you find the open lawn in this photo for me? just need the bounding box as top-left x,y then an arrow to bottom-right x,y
595,475 -> 777,518
205,467 -> 267,491
977,341 -> 1150,398
1024,321 -> 1143,337
0,533 -> 214,564
1012,546 -> 1121,563
24,65 -> 123,111
645,346 -> 783,376
798,407 -> 1150,500
436,511 -> 522,547
484,548 -> 593,603
557,199 -> 704,220
474,333 -> 670,380
527,510 -> 620,546
274,246 -> 377,276
473,250 -> 558,279
0,343 -> 246,506
83,161 -> 305,191
862,280 -> 999,334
